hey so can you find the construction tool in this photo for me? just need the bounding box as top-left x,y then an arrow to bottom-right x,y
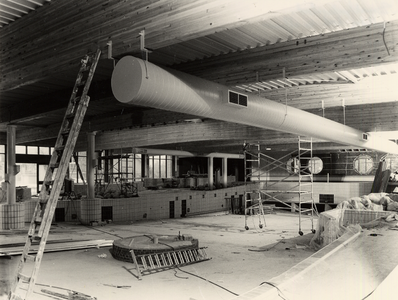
130,247 -> 211,280
9,49 -> 101,300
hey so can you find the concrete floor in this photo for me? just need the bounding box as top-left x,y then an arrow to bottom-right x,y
0,211 -> 396,300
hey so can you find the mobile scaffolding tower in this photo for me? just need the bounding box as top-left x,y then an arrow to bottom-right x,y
243,137 -> 317,235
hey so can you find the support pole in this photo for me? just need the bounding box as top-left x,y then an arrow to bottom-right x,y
208,157 -> 214,190
6,125 -> 17,204
86,132 -> 96,199
222,157 -> 228,188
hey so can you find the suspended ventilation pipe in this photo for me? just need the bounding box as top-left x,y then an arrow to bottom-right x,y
111,56 -> 398,155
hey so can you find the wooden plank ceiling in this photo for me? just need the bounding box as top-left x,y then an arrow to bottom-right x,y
0,0 -> 397,155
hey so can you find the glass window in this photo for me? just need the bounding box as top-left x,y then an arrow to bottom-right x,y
39,147 -> 50,155
135,154 -> 142,180
153,156 -> 160,178
69,152 -> 87,183
286,157 -> 300,174
167,157 -> 173,177
78,152 -> 87,183
148,156 -> 153,179
16,163 -> 37,191
0,150 -> 5,184
384,154 -> 398,172
308,157 -> 323,174
16,145 -> 26,154
127,156 -> 134,180
160,156 -> 166,178
353,154 -> 374,175
27,146 -> 38,155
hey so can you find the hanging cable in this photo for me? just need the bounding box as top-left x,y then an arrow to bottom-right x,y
382,22 -> 391,56
279,67 -> 289,127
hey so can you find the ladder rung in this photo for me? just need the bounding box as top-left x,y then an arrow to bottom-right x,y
61,128 -> 71,135
182,251 -> 189,263
192,249 -> 198,261
160,253 -> 167,266
44,181 -> 54,187
76,80 -> 87,87
31,234 -> 42,241
154,254 -> 161,267
141,257 -> 148,270
177,251 -> 184,264
166,253 -> 173,266
66,112 -> 75,119
187,250 -> 194,262
172,252 -> 178,264
9,293 -> 24,300
148,256 -> 155,269
18,273 -> 31,282
24,254 -> 36,262
80,66 -> 90,72
54,147 -> 65,154
71,96 -> 81,104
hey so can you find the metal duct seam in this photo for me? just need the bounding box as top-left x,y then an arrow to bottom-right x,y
111,56 -> 398,154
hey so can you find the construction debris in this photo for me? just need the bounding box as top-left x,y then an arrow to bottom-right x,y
40,288 -> 97,300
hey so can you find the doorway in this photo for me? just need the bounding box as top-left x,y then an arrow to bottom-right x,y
181,200 -> 187,217
169,201 -> 175,219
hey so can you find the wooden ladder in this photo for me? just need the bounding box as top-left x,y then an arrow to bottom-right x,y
9,49 -> 101,300
130,247 -> 211,280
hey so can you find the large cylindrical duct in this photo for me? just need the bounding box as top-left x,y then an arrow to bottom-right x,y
111,56 -> 398,154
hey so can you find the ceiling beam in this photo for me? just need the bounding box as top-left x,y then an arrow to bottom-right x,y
171,21 -> 398,85
259,74 -> 398,110
5,101 -> 396,152
0,0 -> 352,91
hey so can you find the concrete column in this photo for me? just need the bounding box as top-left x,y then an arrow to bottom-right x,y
222,157 -> 228,188
235,166 -> 239,182
144,154 -> 149,178
0,125 -> 24,230
174,156 -> 179,177
6,125 -> 16,204
86,132 -> 96,199
208,157 -> 214,190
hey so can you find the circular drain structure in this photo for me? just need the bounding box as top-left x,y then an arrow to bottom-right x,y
110,234 -> 199,263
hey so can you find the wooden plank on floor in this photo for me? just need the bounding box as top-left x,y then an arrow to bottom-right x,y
0,239 -> 113,256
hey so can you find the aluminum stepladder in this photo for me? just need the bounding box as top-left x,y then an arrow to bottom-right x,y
243,142 -> 267,230
9,49 -> 101,300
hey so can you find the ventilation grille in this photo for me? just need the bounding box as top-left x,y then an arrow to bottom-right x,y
319,194 -> 334,204
228,91 -> 247,107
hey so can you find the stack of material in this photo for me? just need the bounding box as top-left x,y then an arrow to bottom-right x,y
310,209 -> 346,249
337,193 -> 398,212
